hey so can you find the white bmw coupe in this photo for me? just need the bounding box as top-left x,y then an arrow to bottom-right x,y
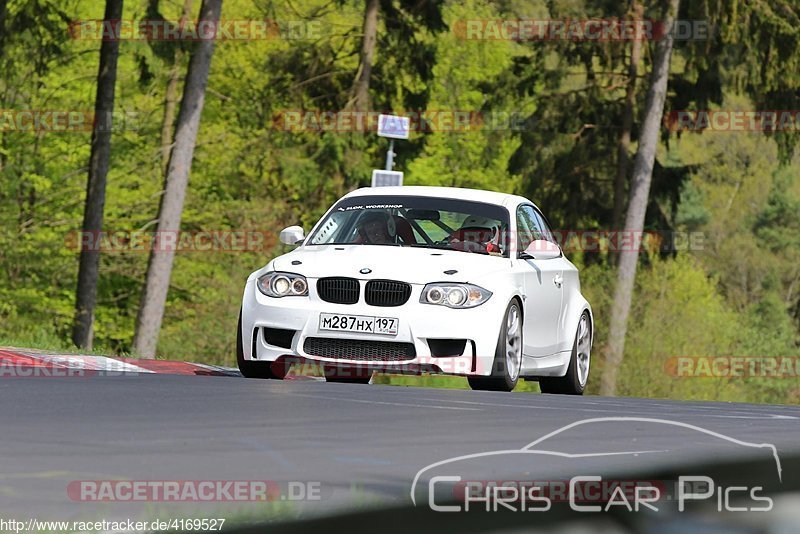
238,186 -> 593,394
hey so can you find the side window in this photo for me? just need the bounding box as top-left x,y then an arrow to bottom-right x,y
532,209 -> 557,244
516,205 -> 539,252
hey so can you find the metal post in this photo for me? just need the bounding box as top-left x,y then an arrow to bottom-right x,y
385,138 -> 395,171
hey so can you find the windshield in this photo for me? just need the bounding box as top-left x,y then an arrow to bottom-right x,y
307,195 -> 510,257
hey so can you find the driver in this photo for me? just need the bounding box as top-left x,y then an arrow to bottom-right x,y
356,211 -> 396,244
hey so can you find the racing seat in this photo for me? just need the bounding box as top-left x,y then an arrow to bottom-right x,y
392,216 -> 415,245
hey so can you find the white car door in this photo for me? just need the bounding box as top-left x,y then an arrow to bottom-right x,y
516,205 -> 564,357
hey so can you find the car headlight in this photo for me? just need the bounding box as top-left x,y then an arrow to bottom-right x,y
420,283 -> 492,308
257,271 -> 309,297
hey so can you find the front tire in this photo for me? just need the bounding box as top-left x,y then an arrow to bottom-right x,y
236,309 -> 288,379
468,299 -> 523,392
539,312 -> 591,395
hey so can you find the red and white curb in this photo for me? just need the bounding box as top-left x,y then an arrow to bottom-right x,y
0,347 -> 241,377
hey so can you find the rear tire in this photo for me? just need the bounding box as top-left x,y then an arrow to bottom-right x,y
236,309 -> 288,379
539,312 -> 591,395
468,300 -> 523,392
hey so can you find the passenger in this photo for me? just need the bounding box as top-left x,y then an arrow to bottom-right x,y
449,216 -> 500,253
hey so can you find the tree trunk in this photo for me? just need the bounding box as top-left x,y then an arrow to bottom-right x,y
132,0 -> 222,358
160,0 -> 193,174
600,0 -> 680,396
71,0 -> 124,349
0,0 -> 8,60
161,64 -> 181,174
346,0 -> 379,112
0,0 -> 7,172
612,0 -> 643,233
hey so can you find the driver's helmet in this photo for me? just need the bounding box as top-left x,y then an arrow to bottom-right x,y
356,211 -> 396,243
450,215 -> 499,252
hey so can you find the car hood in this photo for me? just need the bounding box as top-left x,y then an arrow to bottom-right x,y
271,245 -> 512,285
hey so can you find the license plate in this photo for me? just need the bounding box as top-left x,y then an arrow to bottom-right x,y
319,313 -> 398,335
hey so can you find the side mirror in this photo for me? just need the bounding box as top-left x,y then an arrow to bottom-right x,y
520,239 -> 561,260
279,226 -> 305,246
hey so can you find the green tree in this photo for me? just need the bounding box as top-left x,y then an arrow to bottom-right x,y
72,0 -> 125,349
602,0 -> 681,396
133,0 -> 223,358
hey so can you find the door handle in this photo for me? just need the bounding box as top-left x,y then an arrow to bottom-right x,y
553,274 -> 563,287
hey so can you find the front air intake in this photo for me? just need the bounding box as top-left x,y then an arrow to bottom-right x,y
303,337 -> 416,361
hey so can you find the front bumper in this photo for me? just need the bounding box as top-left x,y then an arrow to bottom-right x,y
240,278 -> 507,377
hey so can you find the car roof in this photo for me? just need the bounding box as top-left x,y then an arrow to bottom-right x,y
344,186 -> 534,209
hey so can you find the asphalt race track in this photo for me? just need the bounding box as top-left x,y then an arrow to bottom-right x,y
2,373 -> 800,527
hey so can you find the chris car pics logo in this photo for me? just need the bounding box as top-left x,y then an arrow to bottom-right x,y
410,417 -> 781,513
